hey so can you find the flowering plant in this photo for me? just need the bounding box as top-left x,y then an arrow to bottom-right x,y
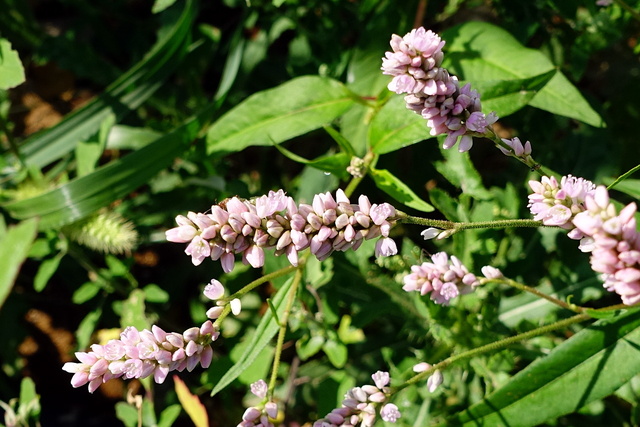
1,1 -> 640,426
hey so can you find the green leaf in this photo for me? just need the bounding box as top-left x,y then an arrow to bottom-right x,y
206,76 -> 356,155
174,376 -> 209,427
142,283 -> 169,303
475,69 -> 557,118
15,0 -> 197,169
211,278 -> 294,396
296,335 -> 325,360
440,309 -> 640,426
152,0 -> 177,13
72,282 -> 102,304
75,114 -> 115,177
115,402 -> 139,427
442,22 -> 603,127
33,253 -> 63,292
18,377 -> 38,408
434,145 -> 492,200
0,38 -> 25,89
608,178 -> 640,200
76,308 -> 102,350
337,315 -> 365,344
323,339 -> 348,368
369,95 -> 430,155
120,289 -> 149,331
157,404 -> 182,427
0,218 -> 38,309
369,167 -> 434,212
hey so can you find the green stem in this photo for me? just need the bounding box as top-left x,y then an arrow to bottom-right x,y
484,127 -> 559,179
395,312 -> 592,391
397,213 -> 545,232
268,267 -> 302,398
213,264 -> 299,328
489,277 -> 585,313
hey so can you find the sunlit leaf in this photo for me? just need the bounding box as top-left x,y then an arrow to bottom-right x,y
443,22 -> 603,127
206,76 -> 356,155
174,376 -> 209,427
0,38 -> 26,89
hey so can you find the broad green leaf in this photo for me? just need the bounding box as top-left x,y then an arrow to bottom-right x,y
369,167 -> 434,212
2,114 -> 202,229
440,309 -> 640,427
75,114 -> 114,177
0,218 -> 38,309
16,0 -> 196,169
369,95 -> 431,155
211,278 -> 294,396
0,38 -> 25,89
442,22 -> 603,127
120,289 -> 149,331
18,377 -> 38,409
206,76 -> 355,155
475,69 -> 557,118
174,376 -> 209,427
434,145 -> 492,200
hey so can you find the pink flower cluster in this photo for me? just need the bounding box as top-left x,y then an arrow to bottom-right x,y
528,175 -> 596,236
62,321 -> 217,393
572,186 -> 640,305
381,27 -> 497,152
237,380 -> 278,427
403,252 -> 480,305
314,371 -> 401,426
166,189 -> 398,272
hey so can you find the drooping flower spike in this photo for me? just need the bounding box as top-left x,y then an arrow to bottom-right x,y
403,252 -> 480,305
381,27 -> 498,152
166,189 -> 398,273
572,186 -> 640,305
62,321 -> 218,393
313,371 -> 401,426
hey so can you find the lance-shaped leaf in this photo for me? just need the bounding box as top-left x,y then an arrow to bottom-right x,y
442,21 -> 603,127
439,308 -> 640,426
2,114 -> 202,229
16,0 -> 196,169
369,167 -> 434,212
0,218 -> 38,309
206,76 -> 356,155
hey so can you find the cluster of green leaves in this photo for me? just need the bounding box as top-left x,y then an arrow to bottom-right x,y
1,0 -> 640,426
